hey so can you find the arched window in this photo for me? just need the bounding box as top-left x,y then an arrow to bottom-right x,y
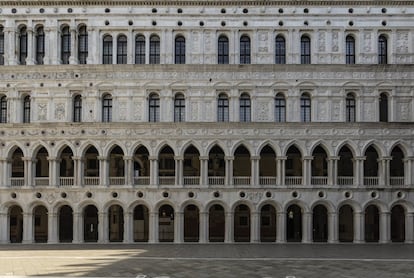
19,26 -> 28,65
346,93 -> 356,122
217,93 -> 229,122
240,35 -> 250,64
135,35 -> 145,64
148,94 -> 160,122
239,93 -> 251,122
102,94 -> 112,122
73,95 -> 82,122
35,26 -> 45,65
174,93 -> 185,122
61,26 -> 71,64
300,35 -> 311,64
23,95 -> 30,123
0,26 -> 4,65
117,35 -> 127,64
149,35 -> 160,64
102,35 -> 113,64
218,35 -> 229,64
346,35 -> 355,64
300,93 -> 311,122
0,95 -> 6,123
275,35 -> 286,64
275,93 -> 286,122
378,35 -> 387,64
78,25 -> 88,64
175,36 -> 185,64
379,93 -> 388,122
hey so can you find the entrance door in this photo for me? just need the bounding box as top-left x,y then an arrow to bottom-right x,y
108,205 -> 124,242
209,204 -> 225,242
234,204 -> 250,242
313,205 -> 328,242
391,205 -> 405,242
59,205 -> 73,242
260,204 -> 276,242
9,206 -> 23,243
84,205 -> 98,242
34,206 -> 48,243
159,205 -> 174,242
287,205 -> 302,242
365,205 -> 379,242
338,205 -> 354,242
133,205 -> 149,242
184,205 -> 199,242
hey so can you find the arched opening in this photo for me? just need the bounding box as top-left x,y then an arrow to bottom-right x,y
59,205 -> 73,242
364,146 -> 379,186
312,204 -> 328,242
234,204 -> 250,242
158,146 -> 175,185
209,204 -> 225,242
59,146 -> 74,186
391,205 -> 405,242
260,204 -> 276,242
108,205 -> 124,242
183,145 -> 200,185
311,146 -> 328,185
84,146 -> 99,186
233,145 -> 251,185
133,146 -> 150,185
184,204 -> 200,242
338,205 -> 354,242
259,145 -> 276,185
159,205 -> 174,242
35,147 -> 49,186
33,205 -> 48,243
108,146 -> 125,185
208,145 -> 225,185
365,205 -> 379,242
338,146 -> 354,185
9,205 -> 23,243
285,146 -> 302,185
11,148 -> 24,186
390,146 -> 404,186
133,205 -> 149,242
83,205 -> 98,242
286,204 -> 302,242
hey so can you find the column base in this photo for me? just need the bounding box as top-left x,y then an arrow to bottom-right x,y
22,240 -> 33,244
47,240 -> 59,244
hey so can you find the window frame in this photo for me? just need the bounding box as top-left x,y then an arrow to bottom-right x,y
149,35 -> 160,64
345,35 -> 356,65
35,26 -> 45,65
239,93 -> 251,122
174,93 -> 185,122
239,35 -> 251,64
102,94 -> 112,122
78,25 -> 88,64
217,93 -> 229,122
275,93 -> 286,122
300,93 -> 311,122
19,26 -> 28,65
73,95 -> 82,122
0,95 -> 7,123
23,95 -> 31,123
218,35 -> 229,64
102,35 -> 113,64
174,36 -> 186,64
275,35 -> 286,64
0,26 -> 4,65
61,26 -> 71,64
148,94 -> 160,122
379,93 -> 388,122
135,34 -> 145,64
378,35 -> 388,64
300,35 -> 311,64
345,93 -> 356,122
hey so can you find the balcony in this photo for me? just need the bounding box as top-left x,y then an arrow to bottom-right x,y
364,177 -> 379,187
134,176 -> 150,186
285,176 -> 302,186
390,177 -> 404,186
159,176 -> 175,186
183,176 -> 200,185
337,176 -> 354,186
259,176 -> 277,186
109,177 -> 125,186
10,177 -> 24,187
233,176 -> 251,186
59,177 -> 74,187
35,177 -> 49,186
84,177 -> 100,186
208,176 -> 225,186
311,176 -> 328,186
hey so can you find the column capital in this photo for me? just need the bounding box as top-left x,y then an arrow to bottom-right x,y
224,156 -> 234,161
123,156 -> 133,161
354,156 -> 366,161
251,156 -> 260,160
148,156 -> 158,161
379,156 -> 393,161
97,156 -> 108,161
22,157 -> 35,162
276,156 -> 287,161
47,156 -> 58,161
328,156 -> 340,161
174,156 -> 184,161
303,156 -> 313,161
72,156 -> 83,161
199,156 -> 209,161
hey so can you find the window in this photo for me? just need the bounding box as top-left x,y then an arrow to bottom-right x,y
35,26 -> 45,65
73,95 -> 82,122
0,96 -> 6,123
19,26 -> 28,65
378,35 -> 387,64
175,36 -> 185,64
149,35 -> 160,64
149,94 -> 160,122
300,93 -> 311,122
0,26 -> 3,65
240,35 -> 250,64
379,93 -> 388,122
23,96 -> 30,123
174,93 -> 185,122
78,25 -> 88,64
239,93 -> 251,122
61,26 -> 71,64
346,93 -> 356,122
217,93 -> 229,122
275,93 -> 286,122
346,35 -> 356,64
103,35 -> 113,64
300,35 -> 311,64
102,94 -> 112,122
117,35 -> 127,64
135,35 -> 145,64
218,35 -> 229,64
275,35 -> 286,64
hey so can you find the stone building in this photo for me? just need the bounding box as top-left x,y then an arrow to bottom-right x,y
0,0 -> 413,244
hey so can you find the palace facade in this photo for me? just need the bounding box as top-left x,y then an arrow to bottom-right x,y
0,0 -> 413,244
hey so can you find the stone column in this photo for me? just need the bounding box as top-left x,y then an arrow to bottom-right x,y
124,212 -> 132,243
149,156 -> 158,186
379,157 -> 392,186
22,212 -> 33,244
98,212 -> 107,243
149,212 -> 158,243
353,157 -> 366,187
199,156 -> 209,187
97,156 -> 108,187
69,27 -> 77,64
26,27 -> 35,65
72,156 -> 83,187
276,211 -> 286,243
353,211 -> 364,243
128,29 -> 133,64
328,212 -> 338,243
47,157 -> 58,187
5,27 -> 17,65
225,212 -> 233,243
123,156 -> 133,186
43,27 -> 50,64
328,156 -> 339,186
47,212 -> 58,244
0,212 -> 8,243
380,212 -> 390,243
86,26 -> 95,64
403,157 -> 414,186
22,157 -> 34,187
303,156 -> 313,186
405,212 -> 414,243
175,156 -> 183,186
276,156 -> 287,186
302,212 -> 312,243
72,212 -> 82,243
199,212 -> 208,243
251,211 -> 260,243
174,211 -> 183,243
225,156 -> 234,186
112,35 -> 117,64
0,158 -> 6,187
251,156 -> 260,186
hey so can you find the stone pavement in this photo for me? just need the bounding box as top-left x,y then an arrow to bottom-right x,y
0,244 -> 413,278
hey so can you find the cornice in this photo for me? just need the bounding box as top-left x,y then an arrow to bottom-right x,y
0,0 -> 413,6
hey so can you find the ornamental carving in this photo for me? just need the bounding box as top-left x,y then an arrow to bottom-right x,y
318,31 -> 326,52
331,31 -> 339,52
134,102 -> 142,121
396,31 -> 409,54
55,103 -> 65,120
119,102 -> 127,121
363,32 -> 372,52
37,103 -> 47,121
256,102 -> 269,121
